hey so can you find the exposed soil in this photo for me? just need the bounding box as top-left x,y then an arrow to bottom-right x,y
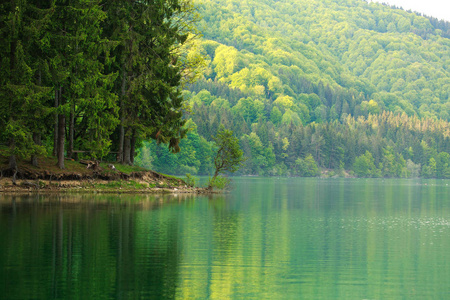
0,154 -> 209,194
0,177 -> 208,194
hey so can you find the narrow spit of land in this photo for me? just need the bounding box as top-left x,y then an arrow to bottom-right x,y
0,153 -> 207,194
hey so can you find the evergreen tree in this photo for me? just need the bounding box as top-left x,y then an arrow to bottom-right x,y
105,0 -> 199,165
0,0 -> 51,171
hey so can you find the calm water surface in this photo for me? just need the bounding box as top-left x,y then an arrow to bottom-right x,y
1,178 -> 450,299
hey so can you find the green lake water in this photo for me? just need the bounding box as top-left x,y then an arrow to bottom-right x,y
1,178 -> 450,299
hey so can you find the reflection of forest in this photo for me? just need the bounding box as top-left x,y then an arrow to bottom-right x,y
1,180 -> 450,299
0,194 -> 202,299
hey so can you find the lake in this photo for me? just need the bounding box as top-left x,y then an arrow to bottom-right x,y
1,178 -> 450,299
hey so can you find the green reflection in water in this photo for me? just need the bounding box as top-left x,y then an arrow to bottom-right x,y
1,178 -> 450,299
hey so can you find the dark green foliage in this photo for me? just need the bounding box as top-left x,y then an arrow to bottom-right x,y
150,110 -> 450,178
0,0 -> 52,168
0,0 -> 199,169
105,0 -> 193,159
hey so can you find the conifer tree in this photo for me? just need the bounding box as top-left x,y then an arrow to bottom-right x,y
104,0 -> 199,165
0,0 -> 51,171
48,0 -> 118,168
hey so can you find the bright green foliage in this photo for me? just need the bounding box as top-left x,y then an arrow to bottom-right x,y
295,154 -> 319,177
436,152 -> 450,179
270,106 -> 282,124
207,175 -> 230,190
159,0 -> 450,179
184,173 -> 198,187
381,146 -> 407,178
422,157 -> 437,178
232,97 -> 264,124
135,121 -> 215,175
190,0 -> 450,125
353,151 -> 381,178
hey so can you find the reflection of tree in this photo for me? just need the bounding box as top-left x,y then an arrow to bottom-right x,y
0,195 -> 184,299
112,208 -> 181,299
211,197 -> 239,260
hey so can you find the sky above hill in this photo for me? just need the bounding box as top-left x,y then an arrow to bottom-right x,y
370,0 -> 450,22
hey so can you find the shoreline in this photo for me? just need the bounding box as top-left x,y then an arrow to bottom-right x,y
0,178 -> 213,194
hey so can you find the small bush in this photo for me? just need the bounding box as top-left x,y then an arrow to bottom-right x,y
208,175 -> 230,190
185,173 -> 198,187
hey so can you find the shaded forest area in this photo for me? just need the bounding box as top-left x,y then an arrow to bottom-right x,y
143,0 -> 450,178
0,0 -> 200,173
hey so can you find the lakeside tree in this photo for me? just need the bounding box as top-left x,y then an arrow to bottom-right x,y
208,125 -> 244,189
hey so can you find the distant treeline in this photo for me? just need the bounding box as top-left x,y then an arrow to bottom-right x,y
377,1 -> 450,38
139,108 -> 450,178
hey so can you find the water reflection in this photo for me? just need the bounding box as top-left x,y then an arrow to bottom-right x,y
0,193 -> 210,299
1,178 -> 450,299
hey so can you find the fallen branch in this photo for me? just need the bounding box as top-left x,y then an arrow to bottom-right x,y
21,181 -> 39,189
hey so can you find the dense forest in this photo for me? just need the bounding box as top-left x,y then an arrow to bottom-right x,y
141,0 -> 450,178
1,0 -> 449,179
0,0 -> 200,171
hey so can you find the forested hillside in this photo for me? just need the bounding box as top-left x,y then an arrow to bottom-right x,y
142,0 -> 450,178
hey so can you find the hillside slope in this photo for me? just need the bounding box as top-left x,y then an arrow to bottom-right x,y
140,0 -> 450,178
192,0 -> 449,120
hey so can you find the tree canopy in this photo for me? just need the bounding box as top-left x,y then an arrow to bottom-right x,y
141,0 -> 450,179
0,0 -> 201,170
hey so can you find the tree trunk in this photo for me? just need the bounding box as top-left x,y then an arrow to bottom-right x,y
123,134 -> 131,165
32,69 -> 43,167
68,103 -> 74,158
57,113 -> 65,169
53,88 -> 59,157
117,67 -> 127,163
207,169 -> 220,190
8,138 -> 17,171
31,133 -> 41,167
130,129 -> 136,164
118,124 -> 124,163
